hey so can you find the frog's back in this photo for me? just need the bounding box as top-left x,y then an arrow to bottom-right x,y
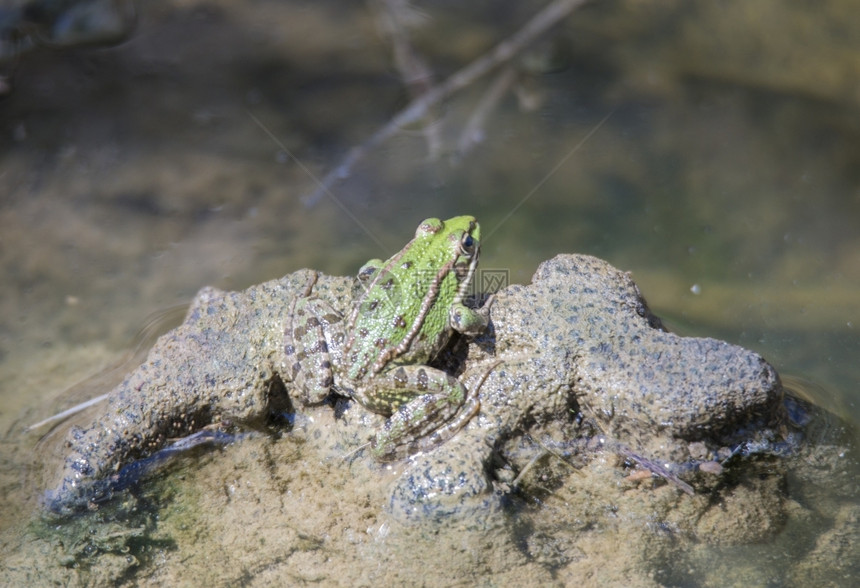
345,267 -> 456,378
342,215 -> 479,379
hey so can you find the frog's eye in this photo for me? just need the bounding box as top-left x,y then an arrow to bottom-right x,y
460,234 -> 477,255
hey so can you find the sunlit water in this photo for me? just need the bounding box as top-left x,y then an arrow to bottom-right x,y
1,0 -> 858,585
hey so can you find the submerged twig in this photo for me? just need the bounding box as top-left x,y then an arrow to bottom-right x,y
511,449 -> 550,487
578,398 -> 696,496
306,0 -> 590,204
614,444 -> 695,496
511,433 -> 584,488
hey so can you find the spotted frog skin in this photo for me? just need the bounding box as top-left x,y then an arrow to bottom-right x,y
285,216 -> 489,458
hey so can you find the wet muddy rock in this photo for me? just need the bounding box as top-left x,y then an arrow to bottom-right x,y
47,254 -> 785,518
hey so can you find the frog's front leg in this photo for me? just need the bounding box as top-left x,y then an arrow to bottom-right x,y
355,366 -> 480,460
450,298 -> 492,337
285,297 -> 343,404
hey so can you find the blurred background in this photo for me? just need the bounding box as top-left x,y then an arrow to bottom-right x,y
1,0 -> 858,576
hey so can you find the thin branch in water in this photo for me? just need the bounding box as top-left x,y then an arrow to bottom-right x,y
306,0 -> 590,204
576,398 -> 696,496
615,444 -> 696,496
511,449 -> 550,488
511,433 -> 585,488
373,0 -> 443,158
25,393 -> 110,432
454,65 -> 520,161
247,111 -> 388,252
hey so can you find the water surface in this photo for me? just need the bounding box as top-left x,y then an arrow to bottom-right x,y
1,0 -> 857,585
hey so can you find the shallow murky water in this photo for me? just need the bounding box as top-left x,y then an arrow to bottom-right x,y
1,0 -> 858,585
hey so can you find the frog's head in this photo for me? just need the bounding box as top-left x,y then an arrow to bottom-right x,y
414,215 -> 481,299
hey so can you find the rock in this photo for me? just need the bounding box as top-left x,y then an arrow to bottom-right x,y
386,254 -> 784,518
47,254 -> 785,518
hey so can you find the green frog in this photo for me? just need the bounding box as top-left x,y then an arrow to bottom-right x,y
285,216 -> 490,459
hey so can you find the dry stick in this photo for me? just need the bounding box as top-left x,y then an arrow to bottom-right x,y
305,0 -> 590,205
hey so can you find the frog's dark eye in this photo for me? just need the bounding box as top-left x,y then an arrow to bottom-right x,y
461,234 -> 477,255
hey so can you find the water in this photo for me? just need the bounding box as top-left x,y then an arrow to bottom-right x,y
1,0 -> 858,585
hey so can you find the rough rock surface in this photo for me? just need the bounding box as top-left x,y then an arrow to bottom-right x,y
48,254 -> 784,517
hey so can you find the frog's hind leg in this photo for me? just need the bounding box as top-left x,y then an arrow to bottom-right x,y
365,366 -> 481,460
285,296 -> 342,404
